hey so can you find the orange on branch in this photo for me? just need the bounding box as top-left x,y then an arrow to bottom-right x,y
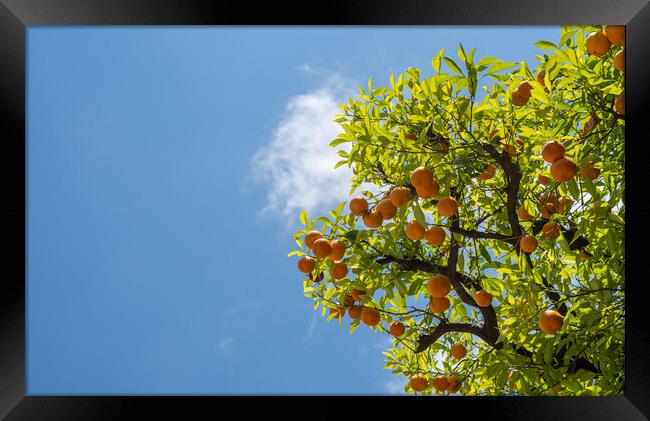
437,197 -> 458,217
447,375 -> 461,393
520,235 -> 538,253
405,221 -> 426,241
360,307 -> 381,327
331,261 -> 348,280
429,296 -> 450,313
541,141 -> 565,163
329,306 -> 345,320
615,93 -> 625,115
614,50 -> 625,72
516,81 -> 533,98
428,274 -> 451,298
585,31 -> 611,57
389,322 -> 405,337
550,157 -> 577,182
410,375 -> 428,392
363,211 -> 383,228
416,180 -> 439,199
297,256 -> 316,273
304,230 -> 324,249
542,221 -> 561,239
425,226 -> 446,246
537,70 -> 545,86
450,343 -> 467,360
349,196 -> 369,216
312,238 -> 332,258
604,25 -> 625,46
410,167 -> 434,190
348,305 -> 363,320
405,131 -> 418,141
539,310 -> 564,334
432,376 -> 450,392
376,198 -> 398,220
518,205 -> 534,221
389,187 -> 412,208
511,89 -> 529,106
475,290 -> 493,307
329,239 -> 346,261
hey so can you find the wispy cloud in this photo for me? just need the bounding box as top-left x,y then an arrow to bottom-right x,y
305,311 -> 317,342
250,71 -> 373,221
384,378 -> 407,395
216,337 -> 236,357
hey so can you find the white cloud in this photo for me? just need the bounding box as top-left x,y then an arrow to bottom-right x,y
305,311 -> 317,342
216,337 -> 236,357
385,378 -> 407,395
250,72 -> 371,220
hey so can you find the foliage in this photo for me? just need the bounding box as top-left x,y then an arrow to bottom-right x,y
289,25 -> 624,396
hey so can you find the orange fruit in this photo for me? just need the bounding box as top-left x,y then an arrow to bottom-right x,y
614,50 -> 625,72
615,93 -> 624,115
376,198 -> 398,220
329,239 -> 346,261
604,25 -> 625,46
539,310 -> 564,334
389,187 -> 412,208
350,288 -> 366,301
542,221 -> 561,239
429,296 -> 450,313
427,274 -> 451,298
425,226 -> 446,246
520,235 -> 538,253
410,167 -> 434,190
389,322 -> 405,337
474,290 -> 492,307
550,157 -> 577,183
363,211 -> 383,228
304,230 -> 324,249
410,375 -> 428,392
478,164 -> 496,180
579,161 -> 600,180
349,196 -> 369,216
537,70 -> 545,86
312,238 -> 332,258
450,343 -> 467,360
537,174 -> 550,186
360,307 -> 381,326
517,205 -> 534,221
585,31 -> 611,57
297,256 -> 316,273
348,305 -> 363,320
437,197 -> 458,217
416,180 -> 439,199
511,89 -> 529,106
432,376 -> 450,392
516,81 -> 533,98
405,131 -> 418,141
558,197 -> 573,213
331,261 -> 348,280
329,306 -> 345,320
405,221 -> 426,241
447,375 -> 461,393
541,141 -> 565,163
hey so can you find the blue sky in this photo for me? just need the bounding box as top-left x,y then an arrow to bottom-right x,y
27,26 -> 560,395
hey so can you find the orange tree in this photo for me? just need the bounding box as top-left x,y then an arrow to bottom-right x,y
289,25 -> 624,396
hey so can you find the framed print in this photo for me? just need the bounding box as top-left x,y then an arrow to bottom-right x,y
1,0 -> 649,419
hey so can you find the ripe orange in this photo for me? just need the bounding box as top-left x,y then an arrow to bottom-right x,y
428,274 -> 451,298
297,256 -> 316,273
542,221 -> 561,239
541,141 -> 565,163
348,305 -> 363,320
511,89 -> 529,106
416,180 -> 439,199
585,31 -> 611,57
516,81 -> 533,98
537,174 -> 550,186
329,306 -> 345,320
410,375 -> 428,392
550,157 -> 577,182
389,187 -> 412,208
478,164 -> 496,180
389,322 -> 406,337
447,375 -> 461,393
539,310 -> 564,334
475,290 -> 492,307
304,230 -> 324,249
360,307 -> 381,326
604,25 -> 625,46
614,50 -> 625,72
437,197 -> 458,217
410,167 -> 434,190
432,376 -> 450,392
350,288 -> 366,301
615,93 -> 624,115
405,221 -> 426,241
425,226 -> 446,246
517,205 -> 534,221
405,131 -> 418,141
363,211 -> 383,228
349,197 -> 369,216
331,261 -> 348,280
579,161 -> 600,180
376,198 -> 398,220
312,238 -> 332,258
520,235 -> 538,253
450,343 -> 467,360
329,239 -> 346,261
429,296 -> 450,313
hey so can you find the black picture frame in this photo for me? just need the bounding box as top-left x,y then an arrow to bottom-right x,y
1,1 -> 649,419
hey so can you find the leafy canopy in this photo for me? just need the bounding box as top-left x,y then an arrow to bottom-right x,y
289,25 -> 624,396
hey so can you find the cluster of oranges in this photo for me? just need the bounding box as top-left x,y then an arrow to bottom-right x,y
585,26 -> 625,115
297,231 -> 348,281
409,373 -> 462,394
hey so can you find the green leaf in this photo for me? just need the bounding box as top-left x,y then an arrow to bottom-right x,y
344,230 -> 359,242
394,278 -> 408,296
431,48 -> 445,73
412,204 -> 427,228
535,40 -> 558,50
486,62 -> 517,74
287,250 -> 305,257
443,57 -> 464,75
299,210 -> 308,226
